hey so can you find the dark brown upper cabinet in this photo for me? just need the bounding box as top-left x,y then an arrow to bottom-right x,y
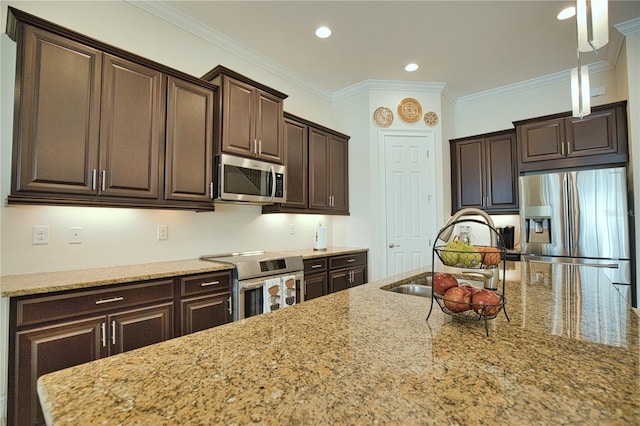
514,101 -> 628,172
164,77 -> 215,204
309,127 -> 349,214
263,113 -> 350,215
202,66 -> 287,164
99,53 -> 165,199
450,129 -> 518,214
6,7 -> 217,210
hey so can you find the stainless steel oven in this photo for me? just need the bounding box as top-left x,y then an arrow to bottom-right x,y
200,251 -> 304,321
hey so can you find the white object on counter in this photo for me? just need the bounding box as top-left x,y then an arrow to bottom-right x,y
314,221 -> 327,250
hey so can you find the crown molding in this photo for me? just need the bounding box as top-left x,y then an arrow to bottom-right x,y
615,17 -> 640,35
332,79 -> 446,103
126,0 -> 333,101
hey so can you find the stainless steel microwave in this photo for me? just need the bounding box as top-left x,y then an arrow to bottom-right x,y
215,154 -> 285,204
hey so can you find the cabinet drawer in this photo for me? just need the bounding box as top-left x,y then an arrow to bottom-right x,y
329,252 -> 367,270
16,279 -> 175,328
304,258 -> 327,274
179,272 -> 231,297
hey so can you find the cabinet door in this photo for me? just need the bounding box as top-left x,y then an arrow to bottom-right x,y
453,139 -> 485,210
14,317 -> 105,426
349,266 -> 367,287
221,77 -> 255,157
304,273 -> 328,301
485,133 -> 518,211
309,128 -> 330,209
566,109 -> 618,157
282,117 -> 308,208
329,269 -> 350,293
165,76 -> 215,204
109,302 -> 173,354
180,293 -> 231,335
14,25 -> 101,196
256,90 -> 284,164
99,54 -> 164,199
329,135 -> 349,213
518,117 -> 565,163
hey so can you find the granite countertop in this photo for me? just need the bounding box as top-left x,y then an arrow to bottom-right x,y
0,247 -> 368,297
37,261 -> 639,425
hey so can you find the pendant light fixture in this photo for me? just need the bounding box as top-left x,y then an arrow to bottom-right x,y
571,52 -> 591,118
576,0 -> 609,53
570,0 -> 608,118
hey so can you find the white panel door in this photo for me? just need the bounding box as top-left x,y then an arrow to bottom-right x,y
384,133 -> 437,276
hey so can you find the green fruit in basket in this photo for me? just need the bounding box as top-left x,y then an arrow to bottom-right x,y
460,244 -> 482,267
441,240 -> 464,265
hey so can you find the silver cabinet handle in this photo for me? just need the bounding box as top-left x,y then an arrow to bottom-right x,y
209,182 -> 214,199
258,140 -> 262,155
92,169 -> 97,190
227,296 -> 232,315
101,170 -> 106,192
101,322 -> 106,347
200,281 -> 220,287
346,258 -> 356,263
311,264 -> 323,269
253,139 -> 258,154
561,141 -> 565,156
111,320 -> 116,345
95,296 -> 124,305
388,243 -> 400,248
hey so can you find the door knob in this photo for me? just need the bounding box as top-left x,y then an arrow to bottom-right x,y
388,243 -> 400,248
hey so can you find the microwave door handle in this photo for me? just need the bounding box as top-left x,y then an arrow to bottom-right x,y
269,165 -> 275,200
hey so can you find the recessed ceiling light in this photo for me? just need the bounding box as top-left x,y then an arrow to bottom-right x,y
315,26 -> 332,39
557,6 -> 576,20
405,63 -> 419,72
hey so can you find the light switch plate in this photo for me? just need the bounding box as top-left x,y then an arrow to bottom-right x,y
69,227 -> 83,244
157,225 -> 168,240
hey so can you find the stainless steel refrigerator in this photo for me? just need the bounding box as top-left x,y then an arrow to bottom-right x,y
519,166 -> 634,304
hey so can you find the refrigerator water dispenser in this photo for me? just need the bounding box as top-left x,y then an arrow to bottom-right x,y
524,206 -> 551,244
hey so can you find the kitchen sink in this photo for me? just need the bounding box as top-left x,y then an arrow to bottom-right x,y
382,274 -> 433,298
387,284 -> 432,298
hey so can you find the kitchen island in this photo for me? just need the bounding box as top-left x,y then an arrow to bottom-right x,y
37,262 -> 639,425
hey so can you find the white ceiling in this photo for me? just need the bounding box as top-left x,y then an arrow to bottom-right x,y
153,1 -> 640,101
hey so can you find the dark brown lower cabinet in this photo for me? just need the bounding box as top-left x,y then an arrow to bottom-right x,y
177,271 -> 232,335
180,294 -> 230,335
304,272 -> 328,300
8,277 -> 190,426
13,302 -> 173,426
303,252 -> 368,296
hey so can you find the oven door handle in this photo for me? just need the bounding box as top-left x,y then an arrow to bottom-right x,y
241,279 -> 271,290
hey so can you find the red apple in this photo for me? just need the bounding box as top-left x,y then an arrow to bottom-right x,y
443,286 -> 471,313
433,273 -> 458,296
471,289 -> 501,316
459,282 -> 478,297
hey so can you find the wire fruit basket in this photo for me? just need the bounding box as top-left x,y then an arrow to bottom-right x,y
426,217 -> 510,336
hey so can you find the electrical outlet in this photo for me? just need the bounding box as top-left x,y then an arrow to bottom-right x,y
289,224 -> 295,235
68,226 -> 83,244
157,225 -> 168,240
32,225 -> 49,245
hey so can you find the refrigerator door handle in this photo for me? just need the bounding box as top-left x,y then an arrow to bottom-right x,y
562,174 -> 572,255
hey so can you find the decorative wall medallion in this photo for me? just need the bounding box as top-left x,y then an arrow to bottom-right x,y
424,111 -> 439,127
373,106 -> 394,127
397,97 -> 422,123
